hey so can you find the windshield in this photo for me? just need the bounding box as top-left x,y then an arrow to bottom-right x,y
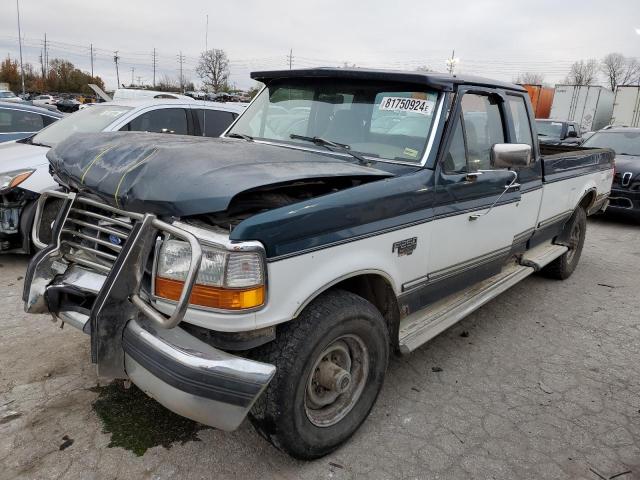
228,79 -> 440,163
0,91 -> 17,99
582,131 -> 640,156
536,120 -> 563,138
32,104 -> 132,147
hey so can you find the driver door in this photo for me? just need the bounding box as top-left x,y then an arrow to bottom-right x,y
425,91 -> 523,300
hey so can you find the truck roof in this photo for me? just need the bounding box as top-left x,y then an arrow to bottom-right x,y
251,67 -> 526,93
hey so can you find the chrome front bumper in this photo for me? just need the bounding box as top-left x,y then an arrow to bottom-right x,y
123,319 -> 275,431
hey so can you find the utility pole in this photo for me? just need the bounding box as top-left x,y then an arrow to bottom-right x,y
287,49 -> 294,70
113,51 -> 120,87
90,43 -> 94,78
44,33 -> 48,76
130,67 -> 135,86
16,0 -> 25,94
39,50 -> 45,79
446,49 -> 459,75
177,51 -> 186,92
205,14 -> 209,51
136,75 -> 142,86
152,48 -> 157,87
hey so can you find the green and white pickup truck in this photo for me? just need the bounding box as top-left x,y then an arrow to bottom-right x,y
23,68 -> 613,459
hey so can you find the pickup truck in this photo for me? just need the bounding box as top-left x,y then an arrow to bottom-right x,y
535,119 -> 583,145
23,68 -> 614,459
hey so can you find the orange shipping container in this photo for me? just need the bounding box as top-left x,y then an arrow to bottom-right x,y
522,84 -> 554,119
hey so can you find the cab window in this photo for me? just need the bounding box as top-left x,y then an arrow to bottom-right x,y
443,93 -> 505,173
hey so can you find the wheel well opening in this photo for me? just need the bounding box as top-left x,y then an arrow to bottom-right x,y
579,190 -> 596,210
329,274 -> 400,348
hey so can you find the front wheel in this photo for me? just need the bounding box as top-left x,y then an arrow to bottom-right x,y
249,290 -> 389,459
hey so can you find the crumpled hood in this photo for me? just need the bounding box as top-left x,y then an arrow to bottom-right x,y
47,132 -> 393,216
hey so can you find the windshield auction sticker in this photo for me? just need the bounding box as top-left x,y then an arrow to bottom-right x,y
379,97 -> 435,115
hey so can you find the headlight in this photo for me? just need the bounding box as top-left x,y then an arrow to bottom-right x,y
0,169 -> 34,193
155,239 -> 265,310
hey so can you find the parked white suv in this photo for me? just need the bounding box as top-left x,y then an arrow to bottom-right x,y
0,99 -> 244,253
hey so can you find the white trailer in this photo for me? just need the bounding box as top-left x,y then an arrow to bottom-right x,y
550,85 -> 615,132
611,85 -> 640,127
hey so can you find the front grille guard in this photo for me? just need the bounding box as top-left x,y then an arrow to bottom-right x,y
32,190 -> 203,330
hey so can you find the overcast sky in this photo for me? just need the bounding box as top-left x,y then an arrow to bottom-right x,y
1,0 -> 639,91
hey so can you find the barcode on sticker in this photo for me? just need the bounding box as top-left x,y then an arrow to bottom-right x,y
379,97 -> 434,115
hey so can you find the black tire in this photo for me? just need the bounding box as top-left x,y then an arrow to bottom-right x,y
249,289 -> 389,459
542,207 -> 587,280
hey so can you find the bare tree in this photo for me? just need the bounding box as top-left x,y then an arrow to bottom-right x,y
196,49 -> 230,93
600,53 -> 640,91
514,72 -> 545,85
564,59 -> 598,86
156,74 -> 180,92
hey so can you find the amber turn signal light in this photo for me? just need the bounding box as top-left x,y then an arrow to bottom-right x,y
155,276 -> 265,310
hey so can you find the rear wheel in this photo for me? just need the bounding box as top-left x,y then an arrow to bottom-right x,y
542,207 -> 586,279
249,290 -> 389,459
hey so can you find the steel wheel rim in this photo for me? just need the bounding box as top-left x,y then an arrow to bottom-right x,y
304,334 -> 370,428
566,221 -> 581,263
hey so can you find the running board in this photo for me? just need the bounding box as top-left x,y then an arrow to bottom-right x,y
398,264 -> 534,354
520,242 -> 568,271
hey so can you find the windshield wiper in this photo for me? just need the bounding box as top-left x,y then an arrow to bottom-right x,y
289,134 -> 370,166
226,132 -> 253,141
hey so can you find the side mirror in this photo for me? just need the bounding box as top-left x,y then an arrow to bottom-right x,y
490,143 -> 532,169
566,130 -> 578,138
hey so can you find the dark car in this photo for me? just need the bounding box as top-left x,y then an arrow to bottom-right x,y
55,97 -> 81,113
0,101 -> 63,143
582,127 -> 640,218
535,119 -> 582,145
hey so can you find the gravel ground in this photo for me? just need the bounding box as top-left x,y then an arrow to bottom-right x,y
0,215 -> 639,480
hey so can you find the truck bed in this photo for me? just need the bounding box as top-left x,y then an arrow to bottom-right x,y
540,144 -> 614,183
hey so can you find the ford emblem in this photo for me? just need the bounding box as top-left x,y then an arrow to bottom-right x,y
108,234 -> 122,246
